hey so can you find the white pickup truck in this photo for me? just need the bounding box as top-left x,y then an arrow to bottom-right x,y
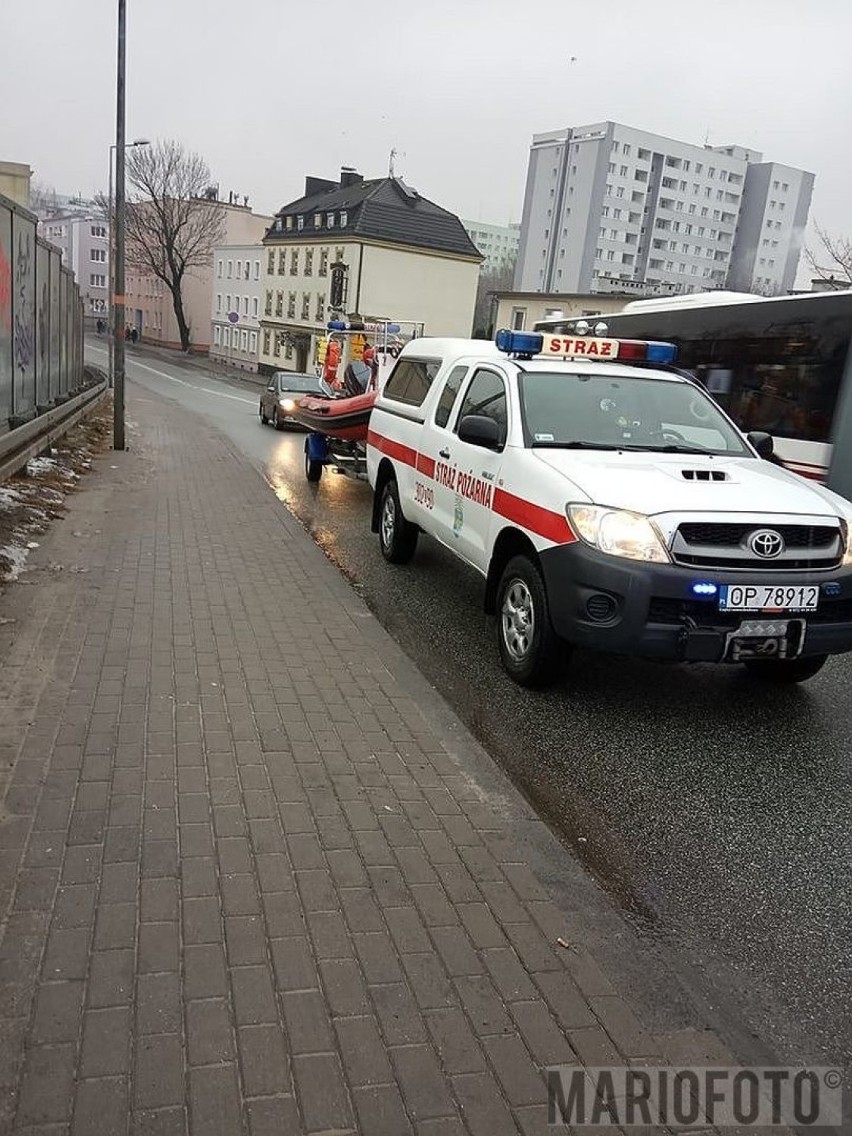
366,329 -> 852,687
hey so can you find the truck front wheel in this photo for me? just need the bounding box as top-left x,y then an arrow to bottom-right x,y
378,478 -> 418,563
496,555 -> 561,687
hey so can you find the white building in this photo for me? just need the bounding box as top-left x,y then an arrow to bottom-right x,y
515,122 -> 813,298
38,213 -> 110,315
210,245 -> 264,371
259,168 -> 481,373
461,219 -> 520,273
727,160 -> 814,295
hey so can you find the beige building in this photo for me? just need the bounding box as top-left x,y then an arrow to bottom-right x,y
0,161 -> 32,208
126,200 -> 271,352
492,290 -> 658,333
259,168 -> 481,373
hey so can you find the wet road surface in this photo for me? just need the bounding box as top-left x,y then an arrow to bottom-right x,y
88,344 -> 852,1075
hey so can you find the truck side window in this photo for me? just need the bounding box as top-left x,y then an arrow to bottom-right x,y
434,366 -> 468,428
455,369 -> 508,444
383,358 -> 442,407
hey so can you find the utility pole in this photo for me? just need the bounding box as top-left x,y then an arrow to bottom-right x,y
113,0 -> 127,449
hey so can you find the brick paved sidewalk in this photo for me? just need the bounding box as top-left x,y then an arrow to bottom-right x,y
0,391 -> 738,1135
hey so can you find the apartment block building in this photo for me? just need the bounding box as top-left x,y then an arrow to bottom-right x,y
461,219 -> 520,273
38,213 -> 110,315
515,122 -> 814,297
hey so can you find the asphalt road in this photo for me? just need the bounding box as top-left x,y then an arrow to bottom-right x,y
88,342 -> 852,1078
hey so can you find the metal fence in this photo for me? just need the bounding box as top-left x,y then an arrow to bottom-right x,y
0,190 -> 85,436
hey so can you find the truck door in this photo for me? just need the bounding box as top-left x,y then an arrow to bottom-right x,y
446,367 -> 509,572
416,365 -> 470,538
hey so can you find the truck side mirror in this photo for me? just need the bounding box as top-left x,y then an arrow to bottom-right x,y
747,431 -> 774,459
458,415 -> 501,450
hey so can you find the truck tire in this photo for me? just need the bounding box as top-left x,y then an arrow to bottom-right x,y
743,654 -> 827,684
496,555 -> 560,687
378,478 -> 418,563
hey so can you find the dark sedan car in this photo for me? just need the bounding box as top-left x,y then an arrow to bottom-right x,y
259,372 -> 325,429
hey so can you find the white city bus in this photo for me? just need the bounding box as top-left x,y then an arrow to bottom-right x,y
534,290 -> 852,494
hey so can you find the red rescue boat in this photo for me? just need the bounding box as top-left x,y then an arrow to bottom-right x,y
292,389 -> 377,442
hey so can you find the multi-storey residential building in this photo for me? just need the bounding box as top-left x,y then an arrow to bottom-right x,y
209,245 -> 264,371
726,159 -> 814,295
39,213 -> 110,315
515,122 -> 814,298
259,168 -> 481,373
461,219 -> 520,273
125,199 -> 271,350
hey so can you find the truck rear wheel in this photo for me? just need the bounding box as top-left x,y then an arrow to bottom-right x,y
743,654 -> 827,684
379,478 -> 418,563
496,555 -> 560,687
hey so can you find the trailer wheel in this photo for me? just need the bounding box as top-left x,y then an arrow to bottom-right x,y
305,450 -> 323,482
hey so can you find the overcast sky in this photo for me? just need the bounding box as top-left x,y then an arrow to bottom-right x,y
3,0 -> 850,272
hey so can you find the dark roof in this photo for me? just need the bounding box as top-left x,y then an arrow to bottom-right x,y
265,176 -> 482,261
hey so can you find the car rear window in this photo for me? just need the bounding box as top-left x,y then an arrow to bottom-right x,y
383,358 -> 442,407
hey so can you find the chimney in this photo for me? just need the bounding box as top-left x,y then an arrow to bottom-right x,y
340,167 -> 363,189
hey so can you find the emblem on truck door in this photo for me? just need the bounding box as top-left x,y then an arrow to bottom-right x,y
749,529 -> 785,559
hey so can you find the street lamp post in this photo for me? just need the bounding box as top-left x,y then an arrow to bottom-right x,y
108,137 -> 149,388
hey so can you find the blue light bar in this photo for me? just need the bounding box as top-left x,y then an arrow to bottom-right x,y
327,321 -> 347,331
691,582 -> 718,597
495,330 -> 543,355
645,341 -> 678,364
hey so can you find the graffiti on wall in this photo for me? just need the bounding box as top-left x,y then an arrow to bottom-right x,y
0,241 -> 10,333
14,229 -> 34,369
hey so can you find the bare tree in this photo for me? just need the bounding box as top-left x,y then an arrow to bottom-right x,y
472,257 -> 517,338
805,223 -> 852,290
123,140 -> 225,351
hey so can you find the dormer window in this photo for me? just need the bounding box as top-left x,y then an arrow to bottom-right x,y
314,213 -> 322,227
327,213 -> 335,228
340,211 -> 348,227
296,215 -> 304,231
286,216 -> 294,230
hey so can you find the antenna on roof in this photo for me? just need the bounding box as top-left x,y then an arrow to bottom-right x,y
388,148 -> 398,178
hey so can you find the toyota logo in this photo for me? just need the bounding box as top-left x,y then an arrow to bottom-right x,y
748,529 -> 785,559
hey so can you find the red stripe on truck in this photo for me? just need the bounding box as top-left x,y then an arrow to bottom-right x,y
492,488 -> 577,544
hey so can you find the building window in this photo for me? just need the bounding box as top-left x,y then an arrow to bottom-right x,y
340,211 -> 348,227
267,251 -> 275,274
241,330 -> 248,351
263,329 -> 271,355
319,249 -> 329,277
217,259 -> 223,278
236,260 -> 242,278
252,296 -> 259,317
214,325 -> 221,346
224,327 -> 231,348
278,250 -> 286,274
288,292 -> 296,318
273,333 -> 281,357
254,261 -> 260,280
327,213 -> 335,228
227,260 -> 233,278
638,148 -> 650,160
242,295 -> 249,315
290,250 -> 298,275
89,273 -> 106,288
619,165 -> 628,176
301,293 -> 311,320
305,249 -> 314,276
623,144 -> 631,157
91,224 -> 107,238
285,340 -> 293,360
314,213 -> 322,228
634,170 -> 648,182
316,293 -> 325,322
225,294 -> 232,311
264,290 -> 272,316
296,215 -> 304,231
511,308 -> 526,330
286,216 -> 294,230
250,331 -> 258,354
216,294 -> 222,313
275,291 -> 283,317
90,248 -> 106,262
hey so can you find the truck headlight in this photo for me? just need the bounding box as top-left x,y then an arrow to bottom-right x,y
279,398 -> 296,412
567,504 -> 670,564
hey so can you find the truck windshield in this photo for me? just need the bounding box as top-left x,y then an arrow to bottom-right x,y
519,372 -> 751,456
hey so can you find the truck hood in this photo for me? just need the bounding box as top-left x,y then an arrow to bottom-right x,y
532,449 -> 846,520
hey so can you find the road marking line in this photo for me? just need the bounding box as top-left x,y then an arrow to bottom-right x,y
86,347 -> 257,406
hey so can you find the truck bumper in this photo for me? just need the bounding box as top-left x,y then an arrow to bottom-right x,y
538,544 -> 852,663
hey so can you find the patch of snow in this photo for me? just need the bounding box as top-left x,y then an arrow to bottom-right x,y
0,487 -> 23,509
0,544 -> 30,581
26,456 -> 60,476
